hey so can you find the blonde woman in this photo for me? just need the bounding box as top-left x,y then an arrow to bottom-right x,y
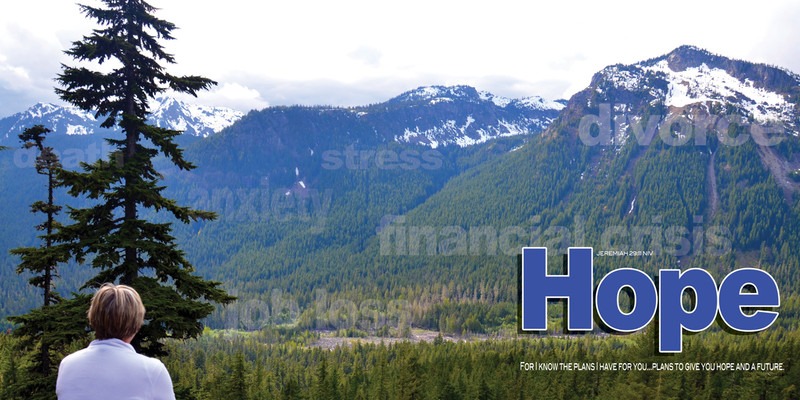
56,284 -> 175,400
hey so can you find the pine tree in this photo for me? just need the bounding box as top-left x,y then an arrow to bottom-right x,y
374,351 -> 390,400
6,126 -> 88,399
227,352 -> 248,400
327,365 -> 342,400
55,0 -> 235,356
281,377 -> 302,400
397,351 -> 421,400
0,352 -> 20,400
314,356 -> 332,399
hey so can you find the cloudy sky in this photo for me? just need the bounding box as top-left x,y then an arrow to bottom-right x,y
1,0 -> 799,116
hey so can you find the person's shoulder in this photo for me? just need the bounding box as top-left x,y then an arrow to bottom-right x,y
134,352 -> 168,372
58,346 -> 90,366
137,353 -> 172,388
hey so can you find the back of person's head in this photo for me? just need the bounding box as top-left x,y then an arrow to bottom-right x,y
88,283 -> 146,340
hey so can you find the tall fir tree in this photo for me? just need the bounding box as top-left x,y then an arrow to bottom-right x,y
6,126 -> 89,400
55,0 -> 235,356
396,351 -> 422,400
13,126 -> 62,310
314,355 -> 331,399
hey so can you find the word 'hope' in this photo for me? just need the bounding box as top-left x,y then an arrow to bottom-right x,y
521,247 -> 780,353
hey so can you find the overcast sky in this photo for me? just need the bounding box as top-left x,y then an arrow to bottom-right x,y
1,0 -> 799,116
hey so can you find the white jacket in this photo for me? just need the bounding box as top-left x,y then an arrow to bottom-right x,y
56,339 -> 175,400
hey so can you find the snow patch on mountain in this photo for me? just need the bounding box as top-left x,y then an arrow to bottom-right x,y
478,91 -> 565,111
416,87 -> 445,98
393,86 -> 565,111
394,117 -> 548,148
392,86 -> 477,104
642,60 -> 793,123
66,124 -> 92,136
377,85 -> 566,148
398,126 -> 442,148
480,91 -> 512,108
596,52 -> 796,125
515,96 -> 566,111
599,66 -> 645,92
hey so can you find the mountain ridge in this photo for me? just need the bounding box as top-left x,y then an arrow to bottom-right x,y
0,97 -> 244,143
182,85 -> 566,190
582,45 -> 800,126
388,85 -> 567,111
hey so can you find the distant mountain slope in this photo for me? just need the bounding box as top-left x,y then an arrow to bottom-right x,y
389,45 -> 800,279
0,85 -> 561,329
181,46 -> 800,331
171,47 -> 800,332
387,85 -> 565,147
560,45 -> 800,200
184,85 -> 565,190
0,96 -> 243,144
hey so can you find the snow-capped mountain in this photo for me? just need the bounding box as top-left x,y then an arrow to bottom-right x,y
208,84 -> 566,151
149,96 -> 244,137
185,85 -> 566,190
389,85 -> 564,111
552,45 -> 800,203
0,102 -> 100,140
584,45 -> 800,132
0,97 -> 243,144
386,85 -> 566,147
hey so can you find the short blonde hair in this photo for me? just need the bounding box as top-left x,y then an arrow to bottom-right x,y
88,283 -> 146,340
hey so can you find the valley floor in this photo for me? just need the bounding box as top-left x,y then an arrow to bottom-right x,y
307,328 -> 605,350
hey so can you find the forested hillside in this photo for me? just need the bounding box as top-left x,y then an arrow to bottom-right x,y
165,46 -> 800,338
1,45 -> 799,356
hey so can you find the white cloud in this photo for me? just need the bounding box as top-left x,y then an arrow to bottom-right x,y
0,63 -> 31,91
1,0 -> 799,116
194,82 -> 270,112
752,3 -> 800,74
349,46 -> 383,67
